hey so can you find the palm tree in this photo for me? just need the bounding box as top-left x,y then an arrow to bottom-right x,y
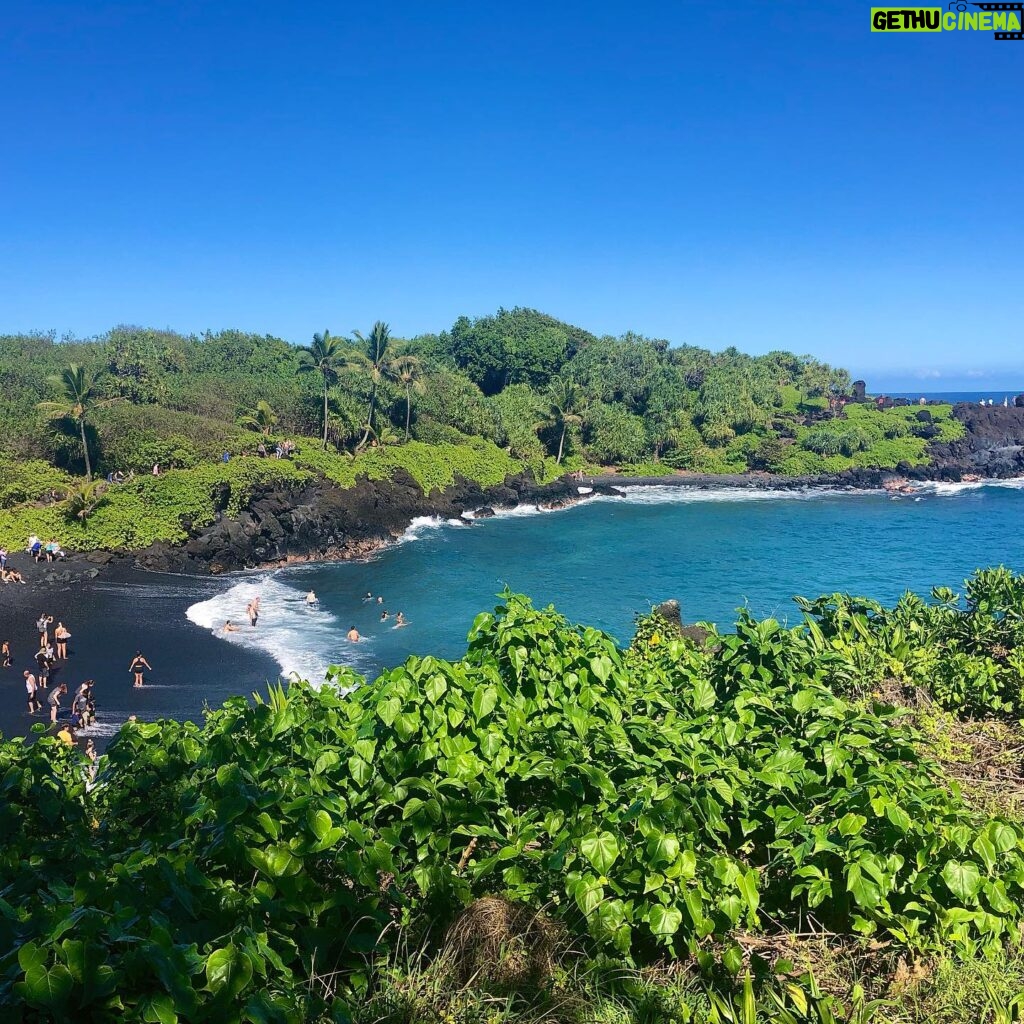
64,479 -> 106,524
385,355 -> 425,441
238,399 -> 279,437
299,331 -> 347,449
537,376 -> 585,464
36,364 -> 113,480
349,321 -> 393,448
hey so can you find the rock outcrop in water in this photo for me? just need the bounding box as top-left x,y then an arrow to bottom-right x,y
919,405 -> 1024,480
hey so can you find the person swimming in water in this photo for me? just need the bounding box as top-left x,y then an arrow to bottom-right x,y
394,612 -> 408,627
223,620 -> 240,633
380,610 -> 389,622
346,626 -> 361,642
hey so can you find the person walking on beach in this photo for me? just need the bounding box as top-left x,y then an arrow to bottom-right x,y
2,640 -> 11,669
129,651 -> 152,688
54,621 -> 70,660
24,670 -> 40,713
48,682 -> 67,724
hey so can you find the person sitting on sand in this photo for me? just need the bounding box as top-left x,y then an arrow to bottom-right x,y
129,651 -> 152,688
346,626 -> 361,642
223,620 -> 240,633
48,682 -> 68,724
305,591 -> 318,606
2,568 -> 26,584
394,612 -> 408,627
54,622 -> 70,659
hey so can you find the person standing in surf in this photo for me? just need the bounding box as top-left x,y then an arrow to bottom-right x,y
24,670 -> 40,713
129,651 -> 152,688
246,599 -> 259,628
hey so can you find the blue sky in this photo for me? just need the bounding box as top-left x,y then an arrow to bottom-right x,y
2,0 -> 1021,390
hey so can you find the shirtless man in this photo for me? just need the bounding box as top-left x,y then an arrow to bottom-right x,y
223,620 -> 240,633
346,626 -> 361,642
2,640 -> 11,668
246,599 -> 259,628
305,591 -> 318,606
129,651 -> 152,688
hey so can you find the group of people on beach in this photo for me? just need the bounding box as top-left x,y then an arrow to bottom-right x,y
2,569 -> 155,753
25,534 -> 67,563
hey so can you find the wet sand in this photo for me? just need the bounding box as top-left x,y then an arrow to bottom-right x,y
0,551 -> 279,748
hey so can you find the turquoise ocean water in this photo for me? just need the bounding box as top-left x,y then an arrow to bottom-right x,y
3,480 -> 1024,742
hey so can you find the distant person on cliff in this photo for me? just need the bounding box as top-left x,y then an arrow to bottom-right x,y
48,683 -> 67,723
347,626 -> 361,642
129,651 -> 152,688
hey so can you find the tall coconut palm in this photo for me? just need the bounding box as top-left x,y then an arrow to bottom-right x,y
299,330 -> 347,449
386,355 -> 425,441
349,321 -> 393,448
537,376 -> 585,465
36,364 -> 113,480
238,399 -> 279,437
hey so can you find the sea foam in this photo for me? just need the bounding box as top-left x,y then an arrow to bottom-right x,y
185,575 -> 364,682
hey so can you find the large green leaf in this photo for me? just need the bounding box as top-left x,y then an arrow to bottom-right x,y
580,831 -> 620,875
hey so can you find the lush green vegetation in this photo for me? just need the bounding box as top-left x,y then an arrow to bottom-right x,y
3,571 -> 1024,1022
0,311 -> 965,550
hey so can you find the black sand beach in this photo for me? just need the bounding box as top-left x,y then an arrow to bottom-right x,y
0,550 -> 279,748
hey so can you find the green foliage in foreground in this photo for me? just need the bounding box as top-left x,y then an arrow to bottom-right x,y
798,566 -> 1024,718
4,576 -> 1024,1021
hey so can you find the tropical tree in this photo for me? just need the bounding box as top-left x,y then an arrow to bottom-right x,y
537,376 -> 585,464
36,364 -> 113,480
386,354 -> 425,441
299,330 -> 347,449
349,321 -> 393,448
237,399 -> 279,437
64,478 -> 106,523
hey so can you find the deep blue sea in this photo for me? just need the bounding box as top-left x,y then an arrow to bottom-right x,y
3,480 -> 1024,742
886,390 -> 1022,403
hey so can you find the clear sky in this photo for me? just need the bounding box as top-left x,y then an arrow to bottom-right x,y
2,0 -> 1022,390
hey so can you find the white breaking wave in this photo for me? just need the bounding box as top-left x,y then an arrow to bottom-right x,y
595,484 -> 880,505
186,575 -> 353,682
914,478 -> 1024,497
